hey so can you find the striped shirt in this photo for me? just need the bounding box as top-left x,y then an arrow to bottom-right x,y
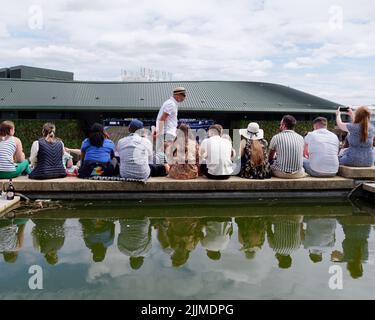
0,136 -> 16,172
267,217 -> 303,256
269,130 -> 304,173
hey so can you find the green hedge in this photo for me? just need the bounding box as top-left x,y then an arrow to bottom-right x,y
0,119 -> 85,156
232,120 -> 336,142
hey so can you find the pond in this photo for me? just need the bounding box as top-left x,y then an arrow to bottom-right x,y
0,198 -> 374,300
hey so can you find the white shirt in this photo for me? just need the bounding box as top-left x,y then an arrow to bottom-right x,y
303,218 -> 336,253
200,135 -> 233,175
156,97 -> 178,137
117,133 -> 153,180
201,221 -> 232,252
304,128 -> 339,174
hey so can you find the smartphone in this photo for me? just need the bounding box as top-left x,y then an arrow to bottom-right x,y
339,106 -> 350,112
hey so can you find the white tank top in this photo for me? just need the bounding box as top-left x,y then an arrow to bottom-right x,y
0,136 -> 17,172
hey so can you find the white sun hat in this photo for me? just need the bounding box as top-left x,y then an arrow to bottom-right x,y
239,122 -> 264,140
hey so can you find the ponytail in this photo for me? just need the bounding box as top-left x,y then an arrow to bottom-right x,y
42,122 -> 56,142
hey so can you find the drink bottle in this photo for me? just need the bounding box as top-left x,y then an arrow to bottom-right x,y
6,179 -> 15,201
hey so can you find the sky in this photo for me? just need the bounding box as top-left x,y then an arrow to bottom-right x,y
1,0 -> 375,105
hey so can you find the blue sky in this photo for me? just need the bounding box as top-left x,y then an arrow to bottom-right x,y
1,0 -> 374,105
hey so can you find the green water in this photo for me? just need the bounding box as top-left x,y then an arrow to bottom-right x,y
0,199 -> 374,300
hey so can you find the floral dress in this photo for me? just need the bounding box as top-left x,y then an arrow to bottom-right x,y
240,138 -> 271,179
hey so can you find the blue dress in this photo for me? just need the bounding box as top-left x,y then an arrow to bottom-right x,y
339,123 -> 375,167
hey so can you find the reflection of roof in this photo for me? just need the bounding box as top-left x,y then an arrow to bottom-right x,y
0,79 -> 340,113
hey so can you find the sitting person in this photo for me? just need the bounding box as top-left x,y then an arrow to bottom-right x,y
239,122 -> 271,179
78,123 -> 117,178
336,106 -> 375,167
0,120 -> 31,179
29,123 -> 67,180
168,124 -> 199,180
63,150 -> 79,177
117,119 -> 168,180
268,115 -> 306,179
303,117 -> 340,177
199,124 -> 233,180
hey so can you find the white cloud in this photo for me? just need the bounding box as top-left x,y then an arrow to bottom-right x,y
0,0 -> 374,104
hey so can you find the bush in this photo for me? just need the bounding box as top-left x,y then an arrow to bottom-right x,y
0,119 -> 85,156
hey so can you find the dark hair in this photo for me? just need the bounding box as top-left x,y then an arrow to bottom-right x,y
206,250 -> 221,261
281,115 -> 297,130
130,256 -> 144,270
0,120 -> 15,136
42,122 -> 56,139
89,123 -> 105,147
313,117 -> 327,127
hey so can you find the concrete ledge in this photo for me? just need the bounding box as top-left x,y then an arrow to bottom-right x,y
338,165 -> 375,179
363,183 -> 375,194
0,176 -> 354,193
0,196 -> 20,217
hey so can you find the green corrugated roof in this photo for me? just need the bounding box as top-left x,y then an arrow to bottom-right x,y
0,79 -> 340,113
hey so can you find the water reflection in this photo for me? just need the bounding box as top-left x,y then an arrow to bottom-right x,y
118,218 -> 151,270
267,216 -> 303,269
201,218 -> 233,261
0,218 -> 27,263
332,218 -> 371,279
161,218 -> 203,268
303,217 -> 336,263
32,219 -> 66,265
236,217 -> 266,259
0,212 -> 374,280
80,219 -> 115,263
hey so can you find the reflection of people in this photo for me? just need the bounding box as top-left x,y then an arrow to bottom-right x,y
200,218 -> 233,261
236,217 -> 267,259
0,218 -> 27,263
158,218 -> 203,267
302,217 -> 336,263
267,216 -> 303,269
331,220 -> 371,279
80,219 -> 115,262
117,218 -> 152,270
32,219 -> 66,265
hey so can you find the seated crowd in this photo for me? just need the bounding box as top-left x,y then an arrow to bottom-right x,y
0,106 -> 374,181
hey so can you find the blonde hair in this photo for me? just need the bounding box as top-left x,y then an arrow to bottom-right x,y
354,106 -> 371,143
250,140 -> 264,167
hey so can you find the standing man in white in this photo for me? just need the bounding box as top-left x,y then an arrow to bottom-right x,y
154,87 -> 186,162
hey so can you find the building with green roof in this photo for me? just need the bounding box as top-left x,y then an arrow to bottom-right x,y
0,78 -> 341,127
